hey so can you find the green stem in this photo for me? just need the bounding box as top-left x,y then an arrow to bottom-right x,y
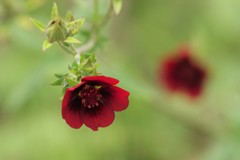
69,44 -> 78,55
99,0 -> 113,29
76,0 -> 113,55
57,41 -> 75,55
93,0 -> 99,31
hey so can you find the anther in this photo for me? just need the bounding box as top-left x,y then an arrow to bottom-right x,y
81,99 -> 85,104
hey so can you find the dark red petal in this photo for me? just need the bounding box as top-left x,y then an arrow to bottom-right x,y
62,82 -> 85,109
161,60 -> 179,90
81,105 -> 115,131
103,86 -> 130,112
62,89 -> 73,109
82,76 -> 119,85
62,108 -> 83,129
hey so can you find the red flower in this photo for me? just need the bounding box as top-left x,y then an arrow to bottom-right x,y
62,76 -> 130,131
160,48 -> 206,97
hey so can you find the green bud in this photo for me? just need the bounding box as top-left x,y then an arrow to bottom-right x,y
46,17 -> 68,43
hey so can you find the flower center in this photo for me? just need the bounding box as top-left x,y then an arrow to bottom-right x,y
176,60 -> 202,87
79,85 -> 102,109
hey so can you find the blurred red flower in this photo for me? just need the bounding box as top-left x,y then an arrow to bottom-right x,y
62,76 -> 130,131
160,47 -> 206,97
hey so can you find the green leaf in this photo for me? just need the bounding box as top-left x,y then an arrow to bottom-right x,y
50,79 -> 63,86
86,67 -> 93,72
30,18 -> 45,32
65,77 -> 78,87
42,40 -> 53,51
62,87 -> 68,94
113,0 -> 123,15
54,73 -> 66,78
80,54 -> 86,64
51,2 -> 58,19
64,37 -> 81,44
90,53 -> 96,63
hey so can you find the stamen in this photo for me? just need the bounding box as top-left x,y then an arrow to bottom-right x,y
79,85 -> 102,109
81,99 -> 85,104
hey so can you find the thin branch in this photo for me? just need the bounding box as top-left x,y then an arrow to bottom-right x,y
69,44 -> 78,55
76,35 -> 96,55
98,1 -> 113,29
93,0 -> 99,27
75,0 -> 113,56
57,41 -> 75,55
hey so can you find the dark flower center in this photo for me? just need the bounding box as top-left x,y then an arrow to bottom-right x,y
79,85 -> 102,109
174,58 -> 203,88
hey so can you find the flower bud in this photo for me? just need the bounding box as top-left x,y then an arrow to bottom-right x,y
46,17 -> 67,43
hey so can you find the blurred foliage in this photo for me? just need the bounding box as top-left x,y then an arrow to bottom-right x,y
1,0 -> 240,160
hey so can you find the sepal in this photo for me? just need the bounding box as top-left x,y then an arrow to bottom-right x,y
30,18 -> 45,32
64,37 -> 81,44
51,2 -> 59,19
42,40 -> 53,51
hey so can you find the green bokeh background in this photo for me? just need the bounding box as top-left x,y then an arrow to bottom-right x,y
1,0 -> 240,159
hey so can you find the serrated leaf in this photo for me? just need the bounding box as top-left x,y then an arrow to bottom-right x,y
113,0 -> 122,15
90,53 -> 96,63
62,87 -> 68,94
42,40 -> 53,51
30,18 -> 45,32
64,37 -> 81,44
71,61 -> 78,68
50,79 -> 63,86
51,2 -> 58,19
80,54 -> 86,64
69,69 -> 76,75
65,77 -> 78,87
92,68 -> 97,75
